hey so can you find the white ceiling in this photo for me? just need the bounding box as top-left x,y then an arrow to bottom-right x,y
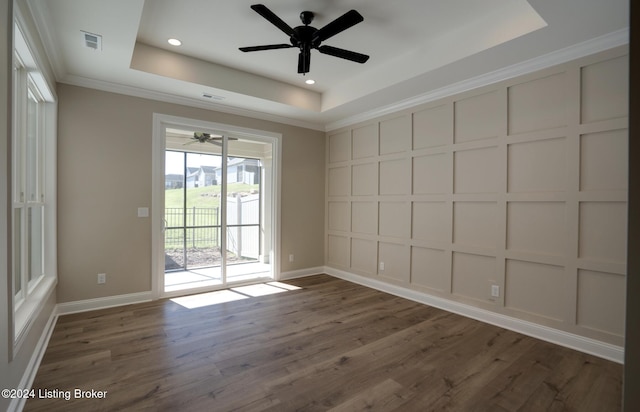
24,0 -> 629,131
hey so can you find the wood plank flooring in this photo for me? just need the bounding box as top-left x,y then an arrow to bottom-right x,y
25,275 -> 622,411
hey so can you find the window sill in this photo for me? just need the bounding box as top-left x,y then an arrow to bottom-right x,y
13,275 -> 57,357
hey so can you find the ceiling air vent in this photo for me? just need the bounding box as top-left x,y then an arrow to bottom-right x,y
81,31 -> 102,51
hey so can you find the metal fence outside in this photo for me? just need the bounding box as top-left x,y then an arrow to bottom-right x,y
165,198 -> 260,260
165,207 -> 220,248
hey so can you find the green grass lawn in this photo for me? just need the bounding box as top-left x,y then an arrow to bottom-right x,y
164,182 -> 258,209
164,182 -> 260,251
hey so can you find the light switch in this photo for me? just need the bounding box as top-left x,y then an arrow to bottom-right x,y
137,207 -> 149,218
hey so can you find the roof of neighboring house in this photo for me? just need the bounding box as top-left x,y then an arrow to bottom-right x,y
228,158 -> 261,167
175,162 -> 259,180
199,166 -> 217,174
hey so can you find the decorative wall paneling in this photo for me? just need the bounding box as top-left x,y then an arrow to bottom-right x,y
325,46 -> 628,347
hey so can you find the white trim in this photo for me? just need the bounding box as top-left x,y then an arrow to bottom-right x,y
8,306 -> 58,412
279,266 -> 325,281
28,14 -> 627,134
55,291 -> 154,315
13,3 -> 57,101
325,28 -> 629,131
273,135 -> 282,283
151,114 -> 165,299
62,75 -> 326,132
324,267 -> 624,364
13,277 -> 56,355
23,0 -> 61,90
151,114 -> 282,298
8,264 -> 622,412
10,291 -> 150,412
7,266 -> 318,412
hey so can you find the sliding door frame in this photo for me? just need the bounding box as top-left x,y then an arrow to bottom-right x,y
151,113 -> 281,299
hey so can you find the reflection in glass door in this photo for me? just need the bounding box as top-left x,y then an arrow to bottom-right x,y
224,137 -> 271,283
162,129 -> 273,293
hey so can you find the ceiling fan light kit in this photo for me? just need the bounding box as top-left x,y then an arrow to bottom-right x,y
239,4 -> 369,75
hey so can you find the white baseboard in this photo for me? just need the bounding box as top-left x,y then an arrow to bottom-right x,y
324,266 -> 624,364
10,267 -> 622,412
279,266 -> 325,280
10,292 -> 152,411
56,291 -> 154,315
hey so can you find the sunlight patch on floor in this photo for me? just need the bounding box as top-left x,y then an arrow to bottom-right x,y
170,281 -> 302,309
267,281 -> 302,291
231,282 -> 300,297
171,289 -> 248,309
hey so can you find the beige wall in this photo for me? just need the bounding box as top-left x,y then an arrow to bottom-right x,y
326,46 -> 628,346
56,84 -> 325,303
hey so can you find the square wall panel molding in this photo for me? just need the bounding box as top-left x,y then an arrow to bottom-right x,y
325,46 -> 628,347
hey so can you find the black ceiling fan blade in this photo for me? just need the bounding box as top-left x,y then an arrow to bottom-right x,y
239,44 -> 294,52
312,9 -> 363,44
250,4 -> 296,38
298,49 -> 311,74
317,45 -> 369,63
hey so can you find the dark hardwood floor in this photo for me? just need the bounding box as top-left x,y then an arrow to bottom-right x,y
25,275 -> 622,411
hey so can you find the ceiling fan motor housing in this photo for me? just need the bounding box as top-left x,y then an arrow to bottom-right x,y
291,25 -> 317,48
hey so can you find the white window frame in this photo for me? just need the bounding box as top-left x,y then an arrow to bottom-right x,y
151,114 -> 282,298
11,19 -> 57,355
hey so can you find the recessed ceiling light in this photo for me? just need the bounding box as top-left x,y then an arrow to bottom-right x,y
168,38 -> 182,46
305,79 -> 315,85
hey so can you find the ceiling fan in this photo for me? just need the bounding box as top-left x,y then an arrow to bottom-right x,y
239,4 -> 369,75
185,132 -> 238,146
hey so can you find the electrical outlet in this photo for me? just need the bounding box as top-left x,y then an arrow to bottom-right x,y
97,273 -> 106,284
491,284 -> 500,298
289,254 -> 294,262
379,262 -> 385,271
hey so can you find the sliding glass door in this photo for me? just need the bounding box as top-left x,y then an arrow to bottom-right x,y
164,151 -> 222,272
161,127 -> 274,294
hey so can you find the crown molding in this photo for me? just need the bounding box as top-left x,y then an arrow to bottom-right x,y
25,0 -> 66,81
58,19 -> 627,136
59,75 -> 327,132
325,28 -> 629,132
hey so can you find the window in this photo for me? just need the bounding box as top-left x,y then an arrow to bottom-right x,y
13,68 -> 44,304
12,21 -> 57,351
